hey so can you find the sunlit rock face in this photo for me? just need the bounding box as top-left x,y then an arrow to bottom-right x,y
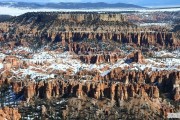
8,76 -> 177,104
57,13 -> 126,22
3,56 -> 21,70
126,50 -> 145,63
0,11 -> 179,119
0,107 -> 21,120
0,12 -> 179,48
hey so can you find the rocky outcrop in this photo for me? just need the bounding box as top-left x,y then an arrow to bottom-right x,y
66,32 -> 177,46
11,79 -> 161,102
173,87 -> 180,101
57,13 -> 126,22
0,107 -> 21,120
80,53 -> 119,64
126,50 -> 145,63
3,56 -> 21,70
2,67 -> 178,105
0,12 -> 179,48
24,82 -> 36,102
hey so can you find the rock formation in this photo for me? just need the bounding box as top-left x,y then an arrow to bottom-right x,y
0,12 -> 179,119
0,107 -> 21,120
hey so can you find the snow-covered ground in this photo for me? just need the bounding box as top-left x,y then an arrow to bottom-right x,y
154,50 -> 180,58
4,48 -> 179,81
0,6 -> 180,16
0,46 -> 179,81
14,47 -> 33,53
139,23 -> 168,26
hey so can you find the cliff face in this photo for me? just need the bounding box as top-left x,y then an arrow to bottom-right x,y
57,13 -> 126,22
79,50 -> 144,64
0,12 -> 179,48
9,70 -> 179,102
0,30 -> 177,47
8,74 -> 178,119
80,53 -> 119,64
11,79 -> 159,101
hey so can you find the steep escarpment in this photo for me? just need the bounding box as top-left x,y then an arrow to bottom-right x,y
9,71 -> 179,101
0,12 -> 179,48
9,12 -> 129,31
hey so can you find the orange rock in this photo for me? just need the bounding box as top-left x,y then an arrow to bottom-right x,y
24,82 -> 36,102
174,88 -> 180,101
0,107 -> 21,120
